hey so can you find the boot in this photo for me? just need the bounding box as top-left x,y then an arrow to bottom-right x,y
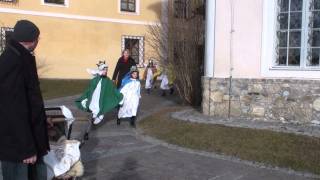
161,90 -> 166,96
130,116 -> 136,128
117,118 -> 121,125
170,87 -> 174,95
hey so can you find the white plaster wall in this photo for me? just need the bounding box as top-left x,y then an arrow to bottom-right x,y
214,0 -> 263,78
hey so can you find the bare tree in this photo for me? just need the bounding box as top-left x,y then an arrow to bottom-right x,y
147,0 -> 205,106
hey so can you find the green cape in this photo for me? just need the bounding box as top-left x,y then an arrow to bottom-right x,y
75,76 -> 123,116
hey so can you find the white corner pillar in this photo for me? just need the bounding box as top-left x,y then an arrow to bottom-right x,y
204,0 -> 216,78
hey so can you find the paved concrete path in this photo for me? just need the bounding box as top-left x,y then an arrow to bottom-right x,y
0,89 -> 317,180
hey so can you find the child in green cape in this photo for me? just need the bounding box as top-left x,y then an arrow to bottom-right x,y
75,61 -> 123,125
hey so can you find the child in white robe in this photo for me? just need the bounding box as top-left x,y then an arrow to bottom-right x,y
117,66 -> 141,127
159,71 -> 173,96
144,60 -> 154,94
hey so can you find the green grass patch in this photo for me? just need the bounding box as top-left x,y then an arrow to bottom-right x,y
40,79 -> 89,100
139,107 -> 320,175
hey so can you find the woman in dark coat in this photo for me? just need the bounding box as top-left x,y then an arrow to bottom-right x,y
112,49 -> 137,88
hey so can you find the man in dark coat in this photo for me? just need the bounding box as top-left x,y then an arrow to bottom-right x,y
112,49 -> 137,88
0,20 -> 49,180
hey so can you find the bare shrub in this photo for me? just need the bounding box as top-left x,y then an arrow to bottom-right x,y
147,0 -> 205,106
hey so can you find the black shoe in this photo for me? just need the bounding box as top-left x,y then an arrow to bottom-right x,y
117,118 -> 121,125
161,91 -> 166,96
130,117 -> 136,128
170,88 -> 174,95
147,89 -> 151,94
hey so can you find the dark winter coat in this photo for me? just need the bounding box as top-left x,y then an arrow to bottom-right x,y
112,56 -> 136,88
0,40 -> 49,162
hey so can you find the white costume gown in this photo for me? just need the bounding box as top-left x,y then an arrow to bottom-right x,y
118,79 -> 141,118
160,74 -> 170,90
88,79 -> 102,118
145,68 -> 153,89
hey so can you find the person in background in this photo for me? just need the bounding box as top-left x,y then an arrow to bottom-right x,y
112,49 -> 137,89
0,20 -> 50,180
159,64 -> 175,96
143,60 -> 155,94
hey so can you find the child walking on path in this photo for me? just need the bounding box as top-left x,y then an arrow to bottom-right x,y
75,61 -> 123,125
143,60 -> 155,94
117,66 -> 141,127
159,66 -> 175,96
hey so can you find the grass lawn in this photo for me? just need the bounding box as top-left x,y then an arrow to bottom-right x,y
139,107 -> 320,175
40,79 -> 89,100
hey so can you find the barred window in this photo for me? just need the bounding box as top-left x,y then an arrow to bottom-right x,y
174,0 -> 187,18
121,35 -> 144,66
121,0 -> 136,13
0,27 -> 13,55
276,0 -> 320,68
44,0 -> 66,6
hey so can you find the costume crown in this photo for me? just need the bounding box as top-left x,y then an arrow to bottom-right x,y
130,66 -> 138,73
96,61 -> 108,71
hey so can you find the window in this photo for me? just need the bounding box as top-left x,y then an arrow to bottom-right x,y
307,0 -> 320,66
121,36 -> 144,66
174,0 -> 187,18
121,0 -> 136,13
0,0 -> 17,2
0,27 -> 13,54
275,0 -> 320,68
125,39 -> 140,63
43,0 -> 67,6
174,40 -> 186,59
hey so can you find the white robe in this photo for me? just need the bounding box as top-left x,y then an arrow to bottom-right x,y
88,79 -> 102,118
118,79 -> 141,118
160,74 -> 170,90
145,68 -> 153,89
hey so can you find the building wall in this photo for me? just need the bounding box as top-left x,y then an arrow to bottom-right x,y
214,0 -> 263,79
0,0 -> 162,79
0,0 -> 162,23
202,0 -> 320,123
202,77 -> 320,123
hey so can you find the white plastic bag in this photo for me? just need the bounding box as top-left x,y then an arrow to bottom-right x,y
44,140 -> 81,178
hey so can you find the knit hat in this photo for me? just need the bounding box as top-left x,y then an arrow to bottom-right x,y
12,20 -> 40,42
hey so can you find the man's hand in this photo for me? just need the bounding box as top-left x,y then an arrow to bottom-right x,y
23,155 -> 37,164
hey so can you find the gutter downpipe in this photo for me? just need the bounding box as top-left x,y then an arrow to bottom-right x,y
228,0 -> 235,119
204,0 -> 216,116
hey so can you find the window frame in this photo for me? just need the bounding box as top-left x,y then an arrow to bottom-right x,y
0,0 -> 18,3
121,35 -> 144,67
174,0 -> 187,19
0,27 -> 14,54
118,0 -> 140,15
41,0 -> 69,8
261,0 -> 320,78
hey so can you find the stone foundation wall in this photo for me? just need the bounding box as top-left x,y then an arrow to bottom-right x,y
202,77 -> 320,123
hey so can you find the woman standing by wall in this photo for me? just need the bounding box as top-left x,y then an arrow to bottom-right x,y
112,49 -> 137,88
